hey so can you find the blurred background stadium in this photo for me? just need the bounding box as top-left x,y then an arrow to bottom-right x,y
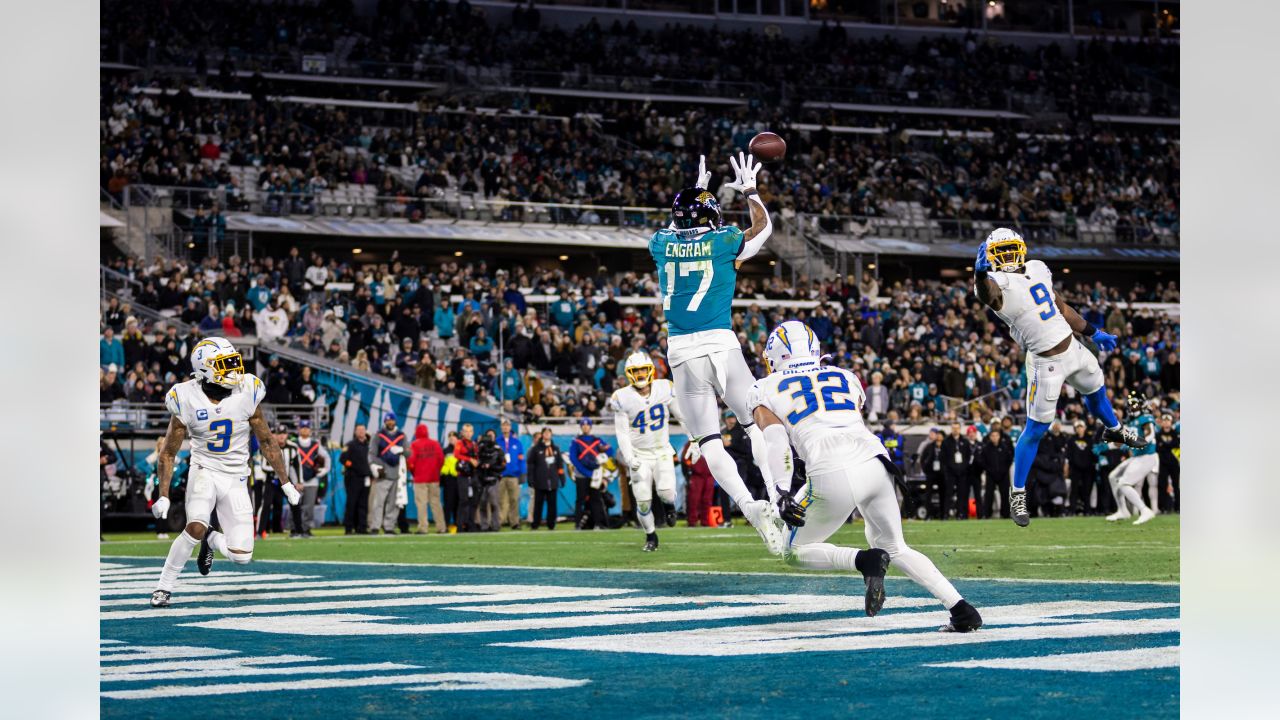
98,0 -> 1178,538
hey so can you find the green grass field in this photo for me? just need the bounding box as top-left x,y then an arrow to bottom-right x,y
101,514 -> 1179,583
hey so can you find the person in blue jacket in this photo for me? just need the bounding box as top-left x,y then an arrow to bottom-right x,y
569,418 -> 612,529
877,421 -> 906,472
497,418 -> 526,530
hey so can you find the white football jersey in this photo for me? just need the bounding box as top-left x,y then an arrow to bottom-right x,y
609,379 -> 677,453
164,374 -> 265,474
746,362 -> 886,476
984,259 -> 1074,356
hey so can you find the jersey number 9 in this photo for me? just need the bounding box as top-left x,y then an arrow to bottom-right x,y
778,372 -> 858,424
1029,283 -> 1057,321
631,405 -> 666,434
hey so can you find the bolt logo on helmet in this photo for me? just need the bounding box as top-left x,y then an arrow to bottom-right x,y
624,351 -> 656,388
191,336 -> 244,388
671,187 -> 722,234
984,227 -> 1027,272
764,320 -> 821,373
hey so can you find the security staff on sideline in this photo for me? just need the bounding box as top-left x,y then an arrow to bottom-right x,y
368,412 -> 407,534
290,418 -> 330,538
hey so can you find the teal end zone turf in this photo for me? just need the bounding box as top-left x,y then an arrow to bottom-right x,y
100,557 -> 1178,720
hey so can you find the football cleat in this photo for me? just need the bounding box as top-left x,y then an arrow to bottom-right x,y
940,600 -> 983,633
150,590 -> 171,608
197,533 -> 214,576
1133,508 -> 1156,526
1009,490 -> 1030,527
1105,508 -> 1132,522
643,533 -> 659,552
855,549 -> 891,617
664,502 -> 677,528
740,500 -> 786,556
1101,424 -> 1148,450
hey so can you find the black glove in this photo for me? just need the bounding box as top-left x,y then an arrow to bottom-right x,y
776,487 -> 806,528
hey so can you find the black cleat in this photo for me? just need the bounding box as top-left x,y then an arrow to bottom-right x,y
941,599 -> 983,633
855,548 -> 891,617
664,503 -> 677,528
642,533 -> 659,552
1101,424 -> 1148,450
150,590 -> 171,608
197,532 -> 214,576
1009,490 -> 1030,527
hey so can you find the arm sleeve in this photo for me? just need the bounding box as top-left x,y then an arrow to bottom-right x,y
735,194 -> 772,262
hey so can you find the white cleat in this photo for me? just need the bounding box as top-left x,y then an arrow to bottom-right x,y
1132,508 -> 1155,526
740,500 -> 786,556
1105,509 -> 1132,522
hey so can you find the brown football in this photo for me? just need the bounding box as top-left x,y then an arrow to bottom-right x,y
748,132 -> 787,162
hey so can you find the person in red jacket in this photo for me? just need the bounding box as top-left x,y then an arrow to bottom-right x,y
682,440 -> 715,528
408,424 -> 445,534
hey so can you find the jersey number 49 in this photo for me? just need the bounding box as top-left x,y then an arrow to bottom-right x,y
631,405 -> 667,434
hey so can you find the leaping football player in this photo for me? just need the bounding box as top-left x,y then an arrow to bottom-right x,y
149,337 -> 300,607
973,228 -> 1147,527
1105,392 -> 1159,525
650,152 -> 787,555
748,321 -> 982,630
610,351 -> 685,551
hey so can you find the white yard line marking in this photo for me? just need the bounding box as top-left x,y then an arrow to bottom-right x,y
100,556 -> 1181,586
103,585 -> 637,621
926,646 -> 1180,673
99,578 -> 418,596
101,573 -> 314,588
103,662 -> 420,683
100,672 -> 590,700
101,655 -> 325,675
100,584 -> 444,607
100,646 -> 241,662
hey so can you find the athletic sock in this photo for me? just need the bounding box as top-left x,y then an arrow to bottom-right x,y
1083,388 -> 1121,428
743,423 -> 776,490
700,439 -> 753,507
207,530 -> 233,560
156,530 -> 200,592
890,547 -> 964,609
1012,421 -> 1050,491
790,543 -> 861,571
1119,485 -> 1150,515
636,504 -> 656,534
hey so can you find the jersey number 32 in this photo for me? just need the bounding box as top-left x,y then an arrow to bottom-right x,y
777,372 -> 857,424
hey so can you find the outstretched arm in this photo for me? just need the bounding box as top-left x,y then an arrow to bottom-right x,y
1055,295 -> 1118,351
972,242 -> 1003,310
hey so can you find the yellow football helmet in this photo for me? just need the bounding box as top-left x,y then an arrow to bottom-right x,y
624,351 -> 655,388
985,227 -> 1027,272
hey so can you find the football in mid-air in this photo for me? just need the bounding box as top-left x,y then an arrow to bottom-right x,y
748,131 -> 786,162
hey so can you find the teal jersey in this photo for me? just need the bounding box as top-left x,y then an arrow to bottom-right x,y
649,226 -> 744,337
1129,413 -> 1157,456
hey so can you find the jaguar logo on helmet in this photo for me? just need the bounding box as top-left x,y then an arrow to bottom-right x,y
624,351 -> 655,388
191,336 -> 244,389
985,227 -> 1027,273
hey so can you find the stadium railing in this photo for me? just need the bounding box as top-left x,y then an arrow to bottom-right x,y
100,401 -> 327,435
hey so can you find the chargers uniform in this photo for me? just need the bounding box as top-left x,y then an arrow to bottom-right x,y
163,373 -> 265,554
747,322 -> 974,624
988,259 -> 1104,423
610,378 -> 680,535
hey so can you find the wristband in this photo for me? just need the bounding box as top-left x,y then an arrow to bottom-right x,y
1081,322 -> 1098,337
744,188 -> 759,197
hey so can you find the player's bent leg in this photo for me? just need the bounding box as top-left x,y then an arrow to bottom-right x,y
1010,418 -> 1051,527
631,464 -> 657,547
787,470 -> 890,616
153,529 -> 201,606
721,353 -> 777,491
654,460 -> 678,527
1105,461 -> 1133,521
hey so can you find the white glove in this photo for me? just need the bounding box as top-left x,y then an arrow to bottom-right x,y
722,152 -> 761,194
281,482 -> 302,506
696,154 -> 712,189
372,464 -> 383,478
389,446 -> 404,456
151,496 -> 170,519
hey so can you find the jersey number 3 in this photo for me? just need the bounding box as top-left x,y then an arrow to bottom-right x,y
631,405 -> 666,434
778,372 -> 857,424
1029,283 -> 1057,321
207,419 -> 233,453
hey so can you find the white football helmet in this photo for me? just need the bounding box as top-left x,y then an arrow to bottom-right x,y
624,351 -> 655,388
190,336 -> 244,388
763,320 -> 821,373
984,227 -> 1026,272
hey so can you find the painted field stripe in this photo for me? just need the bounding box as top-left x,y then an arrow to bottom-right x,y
100,567 -> 196,577
183,595 -> 941,636
100,646 -> 241,662
100,672 -> 590,700
100,584 -> 444,607
449,594 -> 938,616
102,655 -> 325,676
926,646 -> 1180,673
104,585 -> 637,621
99,562 -> 130,569
100,639 -> 124,645
103,662 -> 421,683
101,555 -> 1181,586
99,578 -> 416,596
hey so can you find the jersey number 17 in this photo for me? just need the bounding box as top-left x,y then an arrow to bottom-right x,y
663,261 -> 714,312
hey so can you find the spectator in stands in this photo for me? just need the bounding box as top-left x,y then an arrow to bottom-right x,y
100,327 -> 125,369
368,412 -> 407,535
527,427 -> 564,530
340,424 -> 372,534
408,423 -> 445,534
497,418 -> 526,530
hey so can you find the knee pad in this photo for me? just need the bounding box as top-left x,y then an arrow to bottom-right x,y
636,501 -> 651,516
